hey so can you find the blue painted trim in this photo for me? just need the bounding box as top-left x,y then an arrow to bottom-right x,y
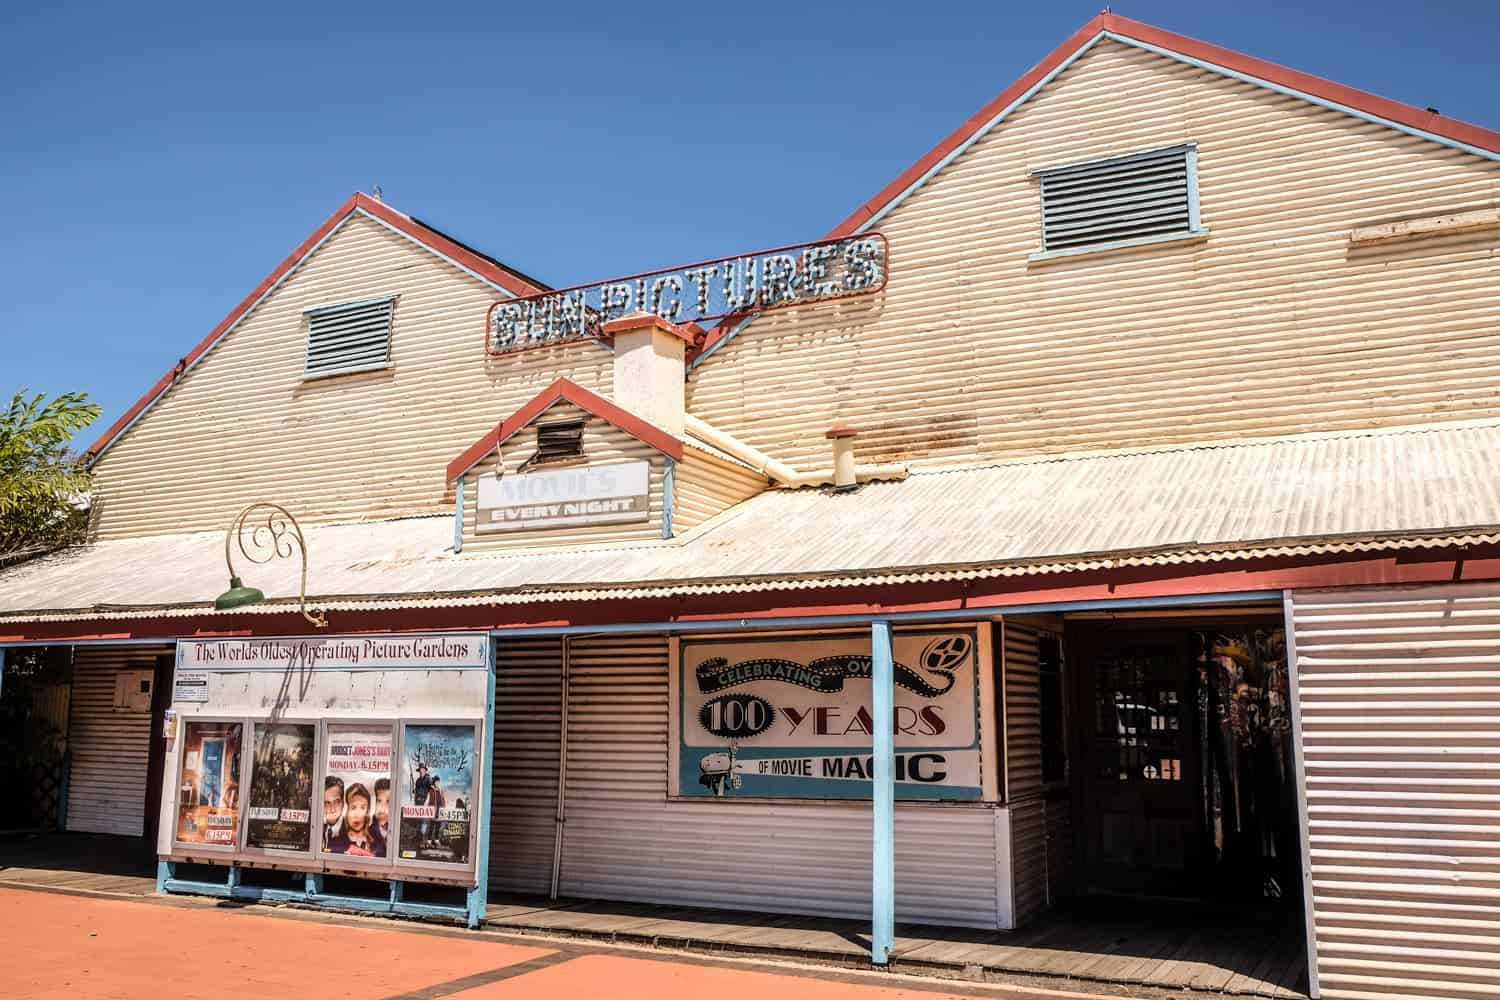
229,884 -> 308,904
686,313 -> 758,373
164,877 -> 232,898
163,870 -> 468,922
454,475 -> 466,553
1104,32 -> 1500,165
870,620 -> 896,965
1184,145 -> 1203,232
662,458 -> 675,539
398,900 -> 469,920
0,591 -> 1284,649
156,860 -> 173,894
477,590 -> 1284,639
467,636 -> 496,929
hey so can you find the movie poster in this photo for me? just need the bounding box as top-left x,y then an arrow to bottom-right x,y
175,720 -> 243,846
245,722 -> 316,852
398,724 -> 476,866
322,723 -> 393,860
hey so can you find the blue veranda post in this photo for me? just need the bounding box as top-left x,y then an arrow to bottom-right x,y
870,620 -> 896,964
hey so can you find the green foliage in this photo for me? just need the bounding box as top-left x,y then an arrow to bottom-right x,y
0,389 -> 102,556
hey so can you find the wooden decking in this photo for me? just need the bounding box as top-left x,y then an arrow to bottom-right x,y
0,834 -> 1308,998
484,895 -> 1310,998
0,832 -> 157,898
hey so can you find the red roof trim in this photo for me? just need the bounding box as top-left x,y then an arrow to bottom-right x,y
446,377 -> 685,482
87,192 -> 546,461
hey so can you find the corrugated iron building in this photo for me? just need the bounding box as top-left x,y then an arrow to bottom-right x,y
5,13 -> 1500,1000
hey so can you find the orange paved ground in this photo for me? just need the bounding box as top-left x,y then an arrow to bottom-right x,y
450,953 -> 988,1000
0,887 -> 993,1000
0,888 -> 553,1000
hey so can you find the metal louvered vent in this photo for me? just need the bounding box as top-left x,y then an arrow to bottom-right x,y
305,297 -> 394,378
1038,144 -> 1199,254
535,419 -> 585,461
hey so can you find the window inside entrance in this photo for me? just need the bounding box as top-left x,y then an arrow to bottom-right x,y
1074,622 -> 1297,903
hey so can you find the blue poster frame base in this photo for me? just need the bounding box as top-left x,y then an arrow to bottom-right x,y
156,861 -> 486,928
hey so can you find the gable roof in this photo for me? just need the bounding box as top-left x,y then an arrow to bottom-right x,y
835,12 -> 1500,239
446,377 -> 685,483
86,192 -> 548,463
691,13 -> 1500,364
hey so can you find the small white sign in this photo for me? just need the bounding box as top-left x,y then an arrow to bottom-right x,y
173,669 -> 210,703
477,459 -> 649,533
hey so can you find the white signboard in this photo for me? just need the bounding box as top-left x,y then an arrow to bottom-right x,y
173,669 -> 210,703
476,459 -> 649,533
176,633 -> 488,671
677,628 -> 982,800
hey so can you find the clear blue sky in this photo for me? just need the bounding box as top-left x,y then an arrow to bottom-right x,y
4,0 -> 1497,441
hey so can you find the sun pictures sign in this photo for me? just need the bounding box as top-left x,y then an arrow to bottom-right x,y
487,233 -> 888,355
676,628 -> 983,800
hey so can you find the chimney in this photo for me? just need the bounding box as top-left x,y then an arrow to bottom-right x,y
604,312 -> 694,437
826,424 -> 858,490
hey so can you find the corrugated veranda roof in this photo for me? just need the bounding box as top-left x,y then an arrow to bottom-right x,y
3,420 -> 1499,623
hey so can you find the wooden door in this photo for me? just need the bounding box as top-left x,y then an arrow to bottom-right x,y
1073,629 -> 1202,897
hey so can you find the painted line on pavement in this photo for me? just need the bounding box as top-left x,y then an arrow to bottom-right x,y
379,951 -> 582,1000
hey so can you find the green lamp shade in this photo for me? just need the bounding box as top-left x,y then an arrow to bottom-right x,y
215,576 -> 265,610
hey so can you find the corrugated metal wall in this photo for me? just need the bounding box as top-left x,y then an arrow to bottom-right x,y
1290,584 -> 1500,1000
548,634 -> 1003,927
90,212 -> 615,539
686,39 -> 1500,471
1004,624 -> 1050,925
671,447 -> 767,533
66,645 -> 170,837
489,637 -> 563,895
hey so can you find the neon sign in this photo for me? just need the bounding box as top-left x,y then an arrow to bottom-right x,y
486,233 -> 887,355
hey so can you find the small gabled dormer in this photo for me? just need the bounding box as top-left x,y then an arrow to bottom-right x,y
446,314 -> 767,552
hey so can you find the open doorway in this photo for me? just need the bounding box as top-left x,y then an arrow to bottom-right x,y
1068,616 -> 1300,911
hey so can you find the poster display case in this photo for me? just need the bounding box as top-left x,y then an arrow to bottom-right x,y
159,634 -> 492,892
173,719 -> 244,852
243,721 -> 318,857
395,720 -> 482,879
318,720 -> 397,873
